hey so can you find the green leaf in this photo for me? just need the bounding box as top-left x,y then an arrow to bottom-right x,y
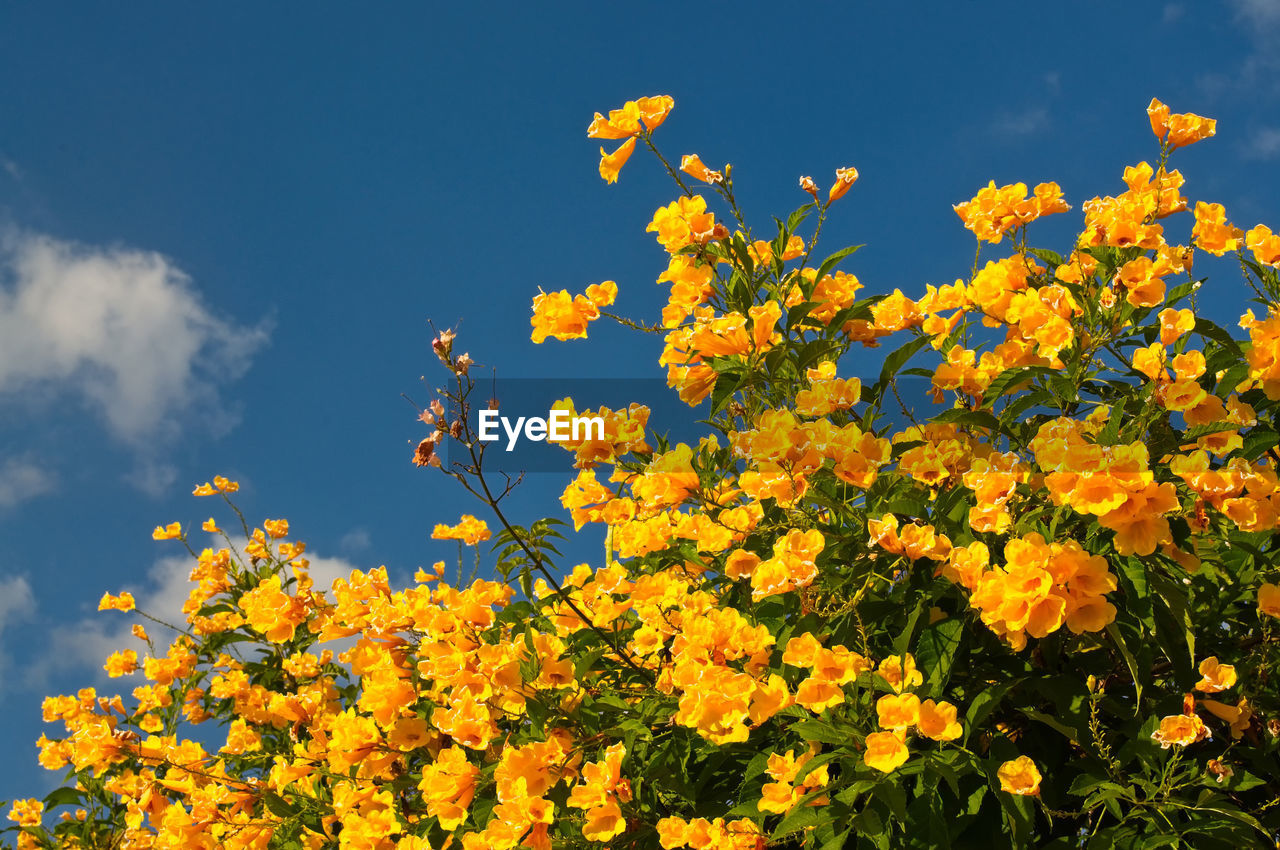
914,616 -> 965,697
877,334 -> 930,390
964,680 -> 1018,742
41,788 -> 83,809
1116,556 -> 1154,633
771,802 -> 826,839
1028,248 -> 1064,267
983,365 -> 1058,404
786,202 -> 816,235
1149,573 -> 1195,684
790,718 -> 849,745
1240,428 -> 1280,462
1194,318 -> 1243,356
814,244 -> 864,281
709,369 -> 746,417
1106,622 -> 1145,705
931,408 -> 1004,436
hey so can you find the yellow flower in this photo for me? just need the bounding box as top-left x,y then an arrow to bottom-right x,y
1246,224 -> 1280,266
1147,98 -> 1216,148
585,280 -> 618,308
876,693 -> 921,731
1151,713 -> 1210,748
151,522 -> 182,541
7,799 -> 43,828
599,136 -> 637,184
680,154 -> 723,184
98,592 -> 135,612
863,731 -> 909,773
997,756 -> 1042,796
531,288 -> 602,343
263,518 -> 289,539
192,482 -> 217,496
1202,697 -> 1253,740
1195,657 -> 1237,693
635,95 -> 674,131
432,515 -> 492,546
828,166 -> 858,203
876,654 -> 922,693
917,699 -> 963,741
212,475 -> 239,493
1258,582 -> 1280,619
103,650 -> 138,678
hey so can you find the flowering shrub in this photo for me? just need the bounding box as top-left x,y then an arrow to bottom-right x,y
9,96 -> 1280,849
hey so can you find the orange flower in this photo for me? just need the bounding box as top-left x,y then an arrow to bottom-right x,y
997,756 -> 1042,796
103,650 -> 138,678
599,136 -> 637,184
917,699 -> 963,741
1246,224 -> 1280,266
1258,582 -> 1280,619
531,288 -> 602,343
876,693 -> 921,731
7,799 -> 43,828
151,522 -> 182,541
432,515 -> 492,545
828,166 -> 858,203
1151,713 -> 1211,748
1147,98 -> 1216,148
98,591 -> 136,612
587,101 -> 641,139
636,95 -> 674,130
863,731 -> 908,773
680,154 -> 723,184
1191,202 -> 1244,256
585,280 -> 618,308
876,654 -> 922,693
1194,657 -> 1237,693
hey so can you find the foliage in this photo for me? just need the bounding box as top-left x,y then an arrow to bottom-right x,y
8,96 -> 1280,850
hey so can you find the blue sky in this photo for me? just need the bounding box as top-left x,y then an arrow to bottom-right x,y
0,1 -> 1278,805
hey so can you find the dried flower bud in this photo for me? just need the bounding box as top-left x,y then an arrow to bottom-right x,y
413,437 -> 440,468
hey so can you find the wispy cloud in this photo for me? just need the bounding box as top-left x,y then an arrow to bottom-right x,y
1243,127 -> 1280,160
0,156 -> 22,183
993,107 -> 1050,138
0,574 -> 36,694
0,231 -> 271,448
1231,0 -> 1280,29
1162,3 -> 1185,24
0,456 -> 55,508
339,527 -> 372,554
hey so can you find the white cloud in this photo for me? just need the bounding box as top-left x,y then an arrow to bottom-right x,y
0,574 -> 35,634
0,574 -> 35,693
1162,3 -> 1184,23
1231,0 -> 1280,29
124,460 -> 179,498
0,231 -> 270,444
993,107 -> 1050,138
1,156 -> 21,182
0,456 -> 55,507
33,540 -> 363,687
1244,127 -> 1280,160
339,527 -> 372,553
